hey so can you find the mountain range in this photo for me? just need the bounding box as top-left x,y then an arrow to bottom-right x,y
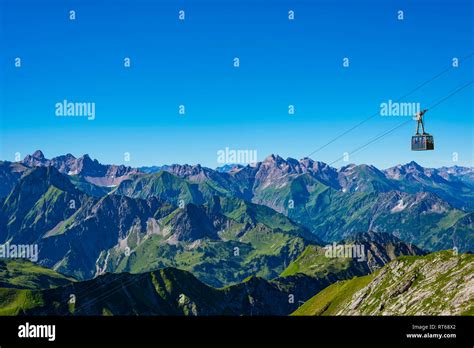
1,249 -> 470,316
0,231 -> 425,316
0,150 -> 472,316
1,151 -> 472,252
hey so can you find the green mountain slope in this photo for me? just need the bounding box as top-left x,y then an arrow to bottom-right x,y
38,194 -> 176,280
292,251 -> 474,316
0,167 -> 93,244
280,232 -> 424,286
0,161 -> 27,198
279,187 -> 468,252
100,197 -> 318,287
3,251 -> 467,316
0,259 -> 75,290
113,171 -> 206,205
0,267 -> 325,316
0,236 -> 435,316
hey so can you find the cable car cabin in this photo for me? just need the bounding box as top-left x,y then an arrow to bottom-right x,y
411,135 -> 434,151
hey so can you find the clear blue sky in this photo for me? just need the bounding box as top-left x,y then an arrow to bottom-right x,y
0,0 -> 473,168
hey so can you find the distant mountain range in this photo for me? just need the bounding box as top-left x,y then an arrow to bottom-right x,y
0,150 -> 472,316
2,151 -> 472,252
21,150 -> 138,186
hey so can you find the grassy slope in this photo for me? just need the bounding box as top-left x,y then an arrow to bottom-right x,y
0,259 -> 74,290
292,251 -> 474,316
105,228 -> 308,287
280,245 -> 360,278
291,274 -> 375,316
0,268 -> 266,316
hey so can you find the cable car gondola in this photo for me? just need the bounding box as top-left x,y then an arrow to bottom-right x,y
411,109 -> 434,151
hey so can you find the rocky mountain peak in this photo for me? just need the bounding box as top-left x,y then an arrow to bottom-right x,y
404,160 -> 425,172
32,150 -> 45,160
262,154 -> 285,165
